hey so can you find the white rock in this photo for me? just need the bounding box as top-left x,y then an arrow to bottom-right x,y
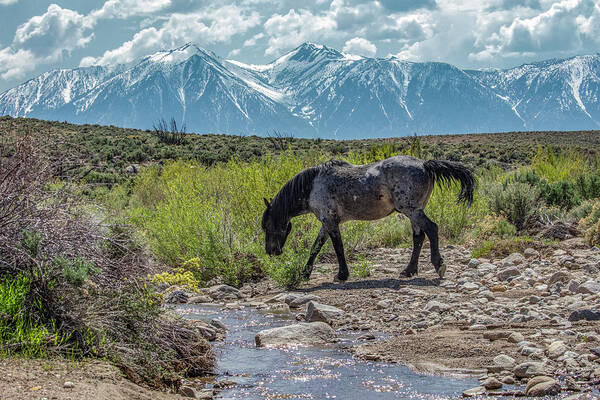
255,322 -> 336,347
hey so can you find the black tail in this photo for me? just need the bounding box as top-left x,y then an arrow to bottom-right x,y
424,160 -> 475,206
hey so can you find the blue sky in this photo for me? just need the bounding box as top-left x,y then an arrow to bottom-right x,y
0,0 -> 599,91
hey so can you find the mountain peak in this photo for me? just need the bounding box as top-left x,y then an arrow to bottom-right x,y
145,43 -> 218,65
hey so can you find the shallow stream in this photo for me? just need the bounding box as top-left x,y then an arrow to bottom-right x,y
176,304 -> 484,399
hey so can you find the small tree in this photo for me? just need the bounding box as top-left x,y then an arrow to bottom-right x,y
152,117 -> 186,145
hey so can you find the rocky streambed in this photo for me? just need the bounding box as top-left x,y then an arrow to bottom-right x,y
166,237 -> 600,398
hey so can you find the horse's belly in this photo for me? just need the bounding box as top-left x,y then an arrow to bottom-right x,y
341,196 -> 395,221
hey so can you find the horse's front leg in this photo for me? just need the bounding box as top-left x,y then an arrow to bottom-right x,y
303,226 -> 328,280
400,222 -> 425,278
326,223 -> 349,282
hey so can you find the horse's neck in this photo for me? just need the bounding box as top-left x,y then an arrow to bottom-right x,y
272,193 -> 310,220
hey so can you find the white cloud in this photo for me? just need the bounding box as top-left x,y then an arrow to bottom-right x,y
470,0 -> 600,62
90,0 -> 172,20
342,37 -> 376,56
81,5 -> 261,66
243,32 -> 264,47
0,4 -> 94,80
0,48 -> 35,79
263,9 -> 338,56
0,0 -> 18,5
13,4 -> 94,59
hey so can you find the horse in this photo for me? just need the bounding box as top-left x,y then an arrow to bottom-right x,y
261,155 -> 474,282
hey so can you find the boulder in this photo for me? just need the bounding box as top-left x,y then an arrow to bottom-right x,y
306,301 -> 345,323
493,354 -> 516,370
498,267 -> 521,281
502,253 -> 525,266
164,290 -> 189,304
548,271 -> 571,286
208,284 -> 244,300
482,377 -> 502,390
423,300 -> 450,313
289,294 -> 320,308
525,376 -> 560,397
255,322 -> 336,347
577,281 -> 600,295
187,295 -> 212,304
524,248 -> 539,258
514,362 -> 546,378
546,341 -> 568,360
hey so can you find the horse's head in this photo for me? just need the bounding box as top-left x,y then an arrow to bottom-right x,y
261,198 -> 292,256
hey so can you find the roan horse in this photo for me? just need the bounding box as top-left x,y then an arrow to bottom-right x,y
261,156 -> 474,282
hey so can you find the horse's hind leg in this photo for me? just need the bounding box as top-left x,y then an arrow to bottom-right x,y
413,209 -> 445,278
324,222 -> 349,282
400,221 -> 425,278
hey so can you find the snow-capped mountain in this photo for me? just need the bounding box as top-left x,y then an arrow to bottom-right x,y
1,42 -> 599,138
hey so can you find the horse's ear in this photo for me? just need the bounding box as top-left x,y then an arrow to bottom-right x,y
263,198 -> 271,208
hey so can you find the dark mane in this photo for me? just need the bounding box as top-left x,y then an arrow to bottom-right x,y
267,159 -> 349,225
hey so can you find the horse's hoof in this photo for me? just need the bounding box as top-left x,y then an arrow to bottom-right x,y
400,270 -> 416,278
436,263 -> 446,279
334,274 -> 348,283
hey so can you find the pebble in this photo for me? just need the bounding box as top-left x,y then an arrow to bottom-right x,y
63,381 -> 75,389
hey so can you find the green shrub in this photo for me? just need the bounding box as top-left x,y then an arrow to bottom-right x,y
0,274 -> 64,357
53,256 -> 100,286
578,199 -> 600,246
485,181 -> 539,230
352,255 -> 373,278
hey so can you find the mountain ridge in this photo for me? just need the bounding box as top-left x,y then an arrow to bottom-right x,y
1,42 -> 599,139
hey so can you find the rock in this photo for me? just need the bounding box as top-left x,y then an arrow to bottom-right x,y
548,271 -> 571,285
213,379 -> 236,389
462,282 -> 479,291
482,377 -> 502,390
514,362 -> 546,378
477,262 -> 496,274
577,281 -> 600,295
179,385 -> 198,398
191,321 -> 217,341
502,253 -> 525,266
546,341 -> 568,360
289,294 -> 320,308
165,290 -> 189,304
493,354 -> 516,370
468,258 -> 480,268
187,295 -> 212,304
565,376 -> 581,391
358,333 -> 376,340
306,301 -> 345,323
63,381 -> 75,389
423,300 -> 450,313
266,293 -> 298,304
508,332 -> 524,343
208,285 -> 244,300
568,309 -> 600,322
469,324 -> 486,331
196,389 -> 214,400
498,267 -> 521,281
567,280 -> 580,293
490,284 -> 506,292
524,248 -> 539,258
525,376 -> 560,397
501,376 -> 515,384
255,322 -> 336,347
376,299 -> 392,310
483,331 -> 510,341
520,346 -> 542,357
209,319 -> 226,331
462,386 -> 485,397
